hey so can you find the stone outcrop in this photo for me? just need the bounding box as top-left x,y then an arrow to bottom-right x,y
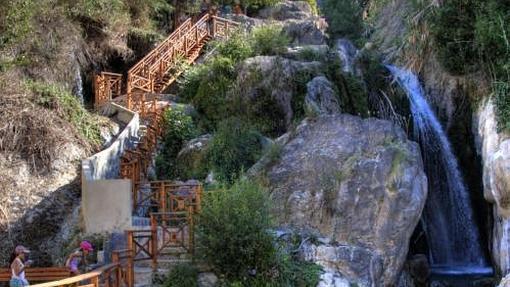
175,134 -> 211,180
305,76 -> 341,115
253,115 -> 427,286
474,99 -> 510,274
236,55 -> 324,130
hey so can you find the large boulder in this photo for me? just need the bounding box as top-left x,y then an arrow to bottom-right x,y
305,76 -> 341,115
258,1 -> 314,21
253,115 -> 427,286
282,18 -> 328,46
174,134 -> 211,180
473,99 -> 510,274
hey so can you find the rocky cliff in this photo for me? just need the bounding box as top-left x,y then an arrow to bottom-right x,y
252,114 -> 427,286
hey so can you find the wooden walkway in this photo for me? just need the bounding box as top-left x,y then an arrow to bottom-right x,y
15,13 -> 238,287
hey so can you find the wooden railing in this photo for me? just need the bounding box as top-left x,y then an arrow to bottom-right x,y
133,181 -> 203,216
94,72 -> 123,109
24,249 -> 133,287
93,14 -> 239,110
0,267 -> 71,283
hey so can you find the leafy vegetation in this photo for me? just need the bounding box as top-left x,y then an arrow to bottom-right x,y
196,180 -> 275,280
196,179 -> 322,286
430,0 -> 510,131
322,0 -> 364,41
27,81 -> 102,145
206,119 -> 263,183
180,25 -> 290,131
162,264 -> 199,287
156,107 -> 198,179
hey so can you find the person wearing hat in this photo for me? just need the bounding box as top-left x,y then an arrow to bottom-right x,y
65,240 -> 93,275
9,245 -> 32,287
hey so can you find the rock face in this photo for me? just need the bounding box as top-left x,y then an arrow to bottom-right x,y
236,56 -> 324,130
473,99 -> 510,274
305,76 -> 341,115
256,115 -> 427,286
175,134 -> 211,180
257,0 -> 328,45
258,1 -> 313,20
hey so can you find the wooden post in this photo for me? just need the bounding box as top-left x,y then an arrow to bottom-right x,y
126,249 -> 134,287
188,206 -> 194,258
160,182 -> 166,214
92,275 -> 100,287
127,75 -> 132,110
112,252 -> 121,286
150,215 -> 158,271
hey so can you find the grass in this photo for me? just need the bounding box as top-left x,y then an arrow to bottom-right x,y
26,81 -> 102,146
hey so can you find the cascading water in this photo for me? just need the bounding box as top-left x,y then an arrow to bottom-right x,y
73,64 -> 84,105
335,38 -> 359,74
387,65 -> 487,268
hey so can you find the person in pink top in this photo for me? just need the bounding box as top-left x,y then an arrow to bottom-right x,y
65,240 -> 93,275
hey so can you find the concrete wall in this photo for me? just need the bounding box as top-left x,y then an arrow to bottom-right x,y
82,180 -> 133,233
82,103 -> 140,181
81,102 -> 139,234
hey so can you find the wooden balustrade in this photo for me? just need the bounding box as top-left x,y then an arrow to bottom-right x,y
0,268 -> 71,283
132,181 -> 203,215
94,72 -> 123,109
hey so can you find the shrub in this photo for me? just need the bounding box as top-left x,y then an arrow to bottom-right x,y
429,0 -> 477,75
295,0 -> 318,15
162,264 -> 199,287
322,0 -> 364,40
250,25 -> 290,56
27,81 -> 102,145
196,179 -> 275,280
206,118 -> 263,183
214,30 -> 254,62
156,107 -> 198,179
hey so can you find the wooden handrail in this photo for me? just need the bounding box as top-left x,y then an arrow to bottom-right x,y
30,263 -> 117,287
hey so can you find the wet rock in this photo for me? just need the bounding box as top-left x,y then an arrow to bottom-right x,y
305,76 -> 341,115
198,272 -> 218,287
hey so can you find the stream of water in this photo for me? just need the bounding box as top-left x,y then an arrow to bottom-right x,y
387,65 -> 488,269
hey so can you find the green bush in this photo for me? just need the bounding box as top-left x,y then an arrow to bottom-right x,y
27,81 -> 102,145
163,264 -> 199,287
251,25 -> 290,56
0,0 -> 36,47
214,30 -> 254,62
156,107 -> 198,179
322,0 -> 364,40
196,179 -> 275,280
295,0 -> 318,15
206,118 -> 262,183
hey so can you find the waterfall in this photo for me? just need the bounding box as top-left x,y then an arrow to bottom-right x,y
387,65 -> 486,267
335,39 -> 359,74
73,65 -> 84,105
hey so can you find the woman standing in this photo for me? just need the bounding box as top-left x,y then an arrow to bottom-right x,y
9,245 -> 32,287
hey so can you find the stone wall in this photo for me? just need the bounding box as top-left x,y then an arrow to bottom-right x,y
81,103 -> 139,234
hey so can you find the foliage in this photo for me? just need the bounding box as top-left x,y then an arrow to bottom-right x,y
322,0 -> 364,40
430,0 -> 510,131
156,107 -> 198,179
196,179 -> 275,280
180,25 -> 290,131
493,82 -> 510,132
295,0 -> 318,15
429,0 -> 477,75
206,118 -> 262,183
0,0 -> 36,47
214,30 -> 254,62
162,264 -> 199,287
250,25 -> 290,56
27,81 -> 102,145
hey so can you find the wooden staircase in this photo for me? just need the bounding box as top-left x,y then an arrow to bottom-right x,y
33,12 -> 239,287
94,13 -> 239,113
